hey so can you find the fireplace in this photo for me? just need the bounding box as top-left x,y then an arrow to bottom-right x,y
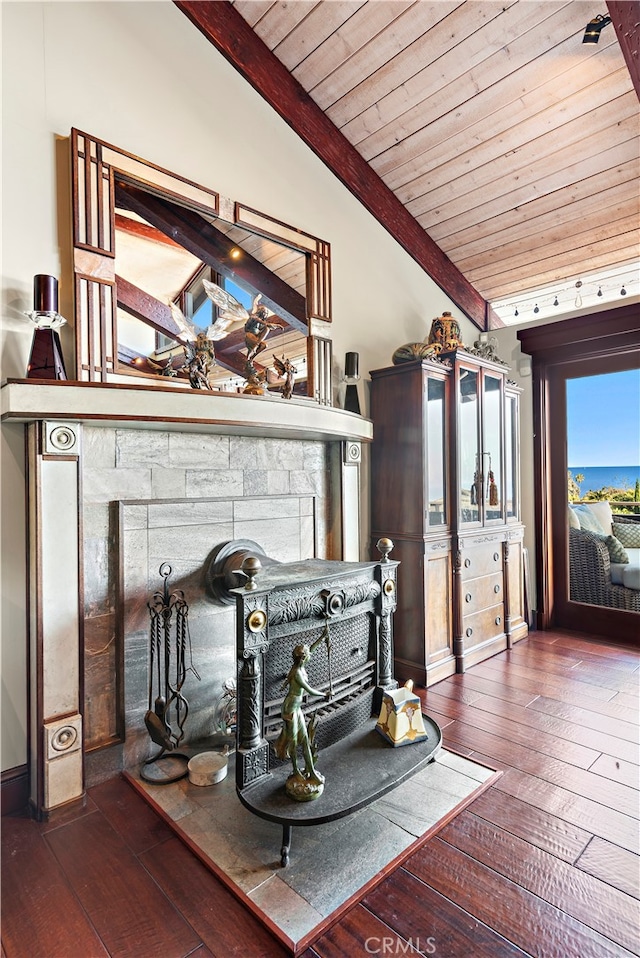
1,379 -> 371,817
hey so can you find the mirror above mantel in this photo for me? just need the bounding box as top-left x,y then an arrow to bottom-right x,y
71,129 -> 333,403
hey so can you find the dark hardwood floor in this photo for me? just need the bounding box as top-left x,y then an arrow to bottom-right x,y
2,630 -> 639,958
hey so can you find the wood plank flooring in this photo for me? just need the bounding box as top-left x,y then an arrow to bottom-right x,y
2,630 -> 638,958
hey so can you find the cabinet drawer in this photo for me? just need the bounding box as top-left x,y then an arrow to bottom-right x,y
462,572 -> 503,613
462,603 -> 505,649
461,546 -> 502,580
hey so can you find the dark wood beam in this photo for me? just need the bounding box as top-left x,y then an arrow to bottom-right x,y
115,275 -> 184,339
115,213 -> 186,249
607,1 -> 640,101
174,0 -> 494,329
115,179 -> 307,333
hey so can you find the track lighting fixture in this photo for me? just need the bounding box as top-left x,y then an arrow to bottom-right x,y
574,280 -> 583,308
582,13 -> 612,44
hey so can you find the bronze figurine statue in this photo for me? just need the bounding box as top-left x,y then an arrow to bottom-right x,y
202,280 -> 285,388
272,354 -> 297,399
165,280 -> 283,391
181,332 -> 216,390
274,630 -> 331,801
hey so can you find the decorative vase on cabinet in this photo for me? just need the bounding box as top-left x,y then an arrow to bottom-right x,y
370,348 -> 528,687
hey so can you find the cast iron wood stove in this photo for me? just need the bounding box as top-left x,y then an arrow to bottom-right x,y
227,542 -> 441,865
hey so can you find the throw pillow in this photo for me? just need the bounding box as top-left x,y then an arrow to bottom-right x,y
592,532 -> 630,564
612,521 -> 640,549
583,500 -> 613,536
573,504 -> 605,535
568,507 -> 580,529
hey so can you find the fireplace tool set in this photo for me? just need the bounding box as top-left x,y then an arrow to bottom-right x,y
142,563 -> 200,783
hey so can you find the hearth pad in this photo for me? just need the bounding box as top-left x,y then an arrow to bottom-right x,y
126,748 -> 498,954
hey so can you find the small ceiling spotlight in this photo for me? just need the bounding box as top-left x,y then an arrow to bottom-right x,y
582,13 -> 612,43
597,286 -> 603,297
620,284 -> 627,296
533,304 -> 540,314
514,307 -> 519,317
553,296 -> 559,306
230,247 -> 241,259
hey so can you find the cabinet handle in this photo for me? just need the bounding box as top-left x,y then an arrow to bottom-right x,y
495,616 -> 501,626
493,552 -> 500,562
494,584 -> 501,594
466,627 -> 473,637
465,593 -> 472,603
464,558 -> 471,568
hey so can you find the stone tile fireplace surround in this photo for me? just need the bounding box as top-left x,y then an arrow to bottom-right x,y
1,380 -> 370,818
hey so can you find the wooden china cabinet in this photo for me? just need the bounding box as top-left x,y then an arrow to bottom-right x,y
370,347 -> 528,687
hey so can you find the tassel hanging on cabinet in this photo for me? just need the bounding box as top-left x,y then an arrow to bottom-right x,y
488,468 -> 499,506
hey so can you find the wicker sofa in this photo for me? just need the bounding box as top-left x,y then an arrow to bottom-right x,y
569,508 -> 640,612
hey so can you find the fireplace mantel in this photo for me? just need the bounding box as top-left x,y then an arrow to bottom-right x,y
1,379 -> 373,443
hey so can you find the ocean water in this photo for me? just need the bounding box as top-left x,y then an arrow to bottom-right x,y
569,465 -> 640,495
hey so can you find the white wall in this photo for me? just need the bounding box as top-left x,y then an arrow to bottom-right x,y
1,1 -> 477,772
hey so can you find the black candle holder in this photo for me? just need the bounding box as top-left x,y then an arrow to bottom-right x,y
343,351 -> 361,415
24,275 -> 67,380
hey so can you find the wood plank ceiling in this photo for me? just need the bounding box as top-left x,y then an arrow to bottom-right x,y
178,0 -> 639,326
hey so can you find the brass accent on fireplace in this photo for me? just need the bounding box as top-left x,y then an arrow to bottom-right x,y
383,578 -> 395,596
247,609 -> 268,633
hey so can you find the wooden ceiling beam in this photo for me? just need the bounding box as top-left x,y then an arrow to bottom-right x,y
115,275 -> 184,339
607,1 -> 640,101
174,0 -> 495,330
114,213 -> 186,250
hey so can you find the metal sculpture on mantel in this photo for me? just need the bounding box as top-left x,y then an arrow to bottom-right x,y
142,563 -> 200,783
168,280 -> 285,393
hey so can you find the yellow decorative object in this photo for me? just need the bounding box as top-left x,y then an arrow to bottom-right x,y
425,311 -> 464,353
376,679 -> 428,747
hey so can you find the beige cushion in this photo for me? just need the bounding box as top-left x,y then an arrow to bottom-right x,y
568,507 -> 580,529
610,548 -> 640,589
572,504 -> 605,534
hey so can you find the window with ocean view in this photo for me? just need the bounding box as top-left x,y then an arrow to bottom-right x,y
567,369 -> 640,511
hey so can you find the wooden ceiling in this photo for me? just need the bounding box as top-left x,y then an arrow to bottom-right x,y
177,1 -> 639,327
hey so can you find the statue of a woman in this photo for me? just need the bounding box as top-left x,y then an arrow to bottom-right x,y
274,632 -> 331,801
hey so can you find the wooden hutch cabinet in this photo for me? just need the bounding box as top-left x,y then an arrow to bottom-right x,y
370,348 -> 528,687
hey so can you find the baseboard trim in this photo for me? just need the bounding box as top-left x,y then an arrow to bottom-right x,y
2,764 -> 29,816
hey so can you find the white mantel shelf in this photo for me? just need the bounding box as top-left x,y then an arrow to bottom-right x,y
1,379 -> 373,443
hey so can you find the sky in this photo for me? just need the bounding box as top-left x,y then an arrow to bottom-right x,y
567,369 -> 640,467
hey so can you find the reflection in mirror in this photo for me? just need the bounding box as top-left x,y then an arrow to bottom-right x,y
113,182 -> 309,393
71,129 -> 332,401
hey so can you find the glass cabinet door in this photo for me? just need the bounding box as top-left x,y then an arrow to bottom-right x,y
426,377 -> 447,526
505,392 -> 518,519
458,368 -> 480,523
483,374 -> 503,521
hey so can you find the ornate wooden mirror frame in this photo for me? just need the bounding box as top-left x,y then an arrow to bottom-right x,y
71,128 -> 333,401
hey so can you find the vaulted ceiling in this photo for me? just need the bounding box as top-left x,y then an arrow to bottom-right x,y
176,0 -> 640,328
